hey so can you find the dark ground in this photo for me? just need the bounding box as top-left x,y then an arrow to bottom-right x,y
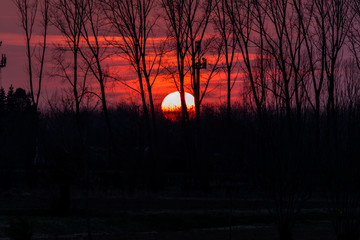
0,189 -> 337,240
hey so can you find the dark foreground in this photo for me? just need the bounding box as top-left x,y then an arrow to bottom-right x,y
0,224 -> 334,240
0,190 -> 338,240
1,99 -> 360,239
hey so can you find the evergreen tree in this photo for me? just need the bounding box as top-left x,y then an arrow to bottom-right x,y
14,88 -> 32,111
0,87 -> 5,112
6,85 -> 15,111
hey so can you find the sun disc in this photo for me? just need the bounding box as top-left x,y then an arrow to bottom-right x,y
161,92 -> 195,120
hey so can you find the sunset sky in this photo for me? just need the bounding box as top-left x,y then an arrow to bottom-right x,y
0,1 -> 26,88
0,0 -> 247,109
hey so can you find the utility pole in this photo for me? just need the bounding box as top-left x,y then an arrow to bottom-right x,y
193,40 -> 207,186
193,40 -> 207,158
194,41 -> 207,118
0,42 -> 7,87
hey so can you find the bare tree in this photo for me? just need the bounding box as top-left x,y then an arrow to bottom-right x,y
322,0 -> 353,118
302,0 -> 353,120
162,0 -> 221,122
292,0 -> 324,130
325,3 -> 360,239
79,0 -> 113,138
340,60 -> 360,113
350,0 -> 360,66
101,0 -> 163,144
161,0 -> 191,122
255,0 -> 305,129
213,0 -> 237,122
244,2 -> 315,240
14,0 -> 49,111
288,0 -> 308,119
185,0 -> 216,120
51,0 -> 88,140
227,0 -> 267,120
348,0 -> 360,121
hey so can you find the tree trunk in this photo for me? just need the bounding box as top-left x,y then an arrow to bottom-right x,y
227,66 -> 231,123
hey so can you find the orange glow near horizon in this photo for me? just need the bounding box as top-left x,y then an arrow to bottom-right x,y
1,32 -> 248,107
161,92 -> 195,120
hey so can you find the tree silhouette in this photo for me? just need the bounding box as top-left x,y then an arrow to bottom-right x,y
79,0 -> 113,140
161,0 -> 191,122
51,0 -> 89,142
14,0 -> 49,112
6,85 -> 15,111
13,88 -> 32,111
0,87 -> 5,112
213,0 -> 237,123
227,0 -> 267,120
101,0 -> 164,148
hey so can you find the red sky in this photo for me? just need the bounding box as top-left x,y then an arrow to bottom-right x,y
0,1 -> 245,109
0,1 -> 27,89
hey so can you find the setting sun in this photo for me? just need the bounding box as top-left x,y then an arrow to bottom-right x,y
161,92 -> 195,120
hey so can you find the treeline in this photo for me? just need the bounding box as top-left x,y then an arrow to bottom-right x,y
0,86 -> 33,112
